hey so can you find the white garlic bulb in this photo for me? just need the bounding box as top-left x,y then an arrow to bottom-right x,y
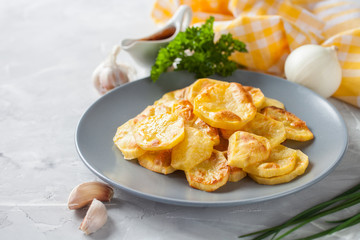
284,44 -> 342,98
93,45 -> 135,94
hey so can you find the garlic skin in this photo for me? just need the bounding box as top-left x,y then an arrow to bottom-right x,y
284,44 -> 342,98
68,182 -> 114,210
93,45 -> 134,94
79,198 -> 108,235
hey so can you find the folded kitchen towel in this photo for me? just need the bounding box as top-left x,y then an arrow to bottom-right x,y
151,0 -> 360,107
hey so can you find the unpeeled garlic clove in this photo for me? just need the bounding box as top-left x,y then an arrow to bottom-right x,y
68,182 -> 114,210
93,45 -> 135,94
79,198 -> 108,235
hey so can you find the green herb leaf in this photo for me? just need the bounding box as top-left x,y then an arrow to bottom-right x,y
150,16 -> 247,82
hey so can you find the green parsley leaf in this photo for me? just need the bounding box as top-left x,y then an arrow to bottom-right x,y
150,16 -> 247,82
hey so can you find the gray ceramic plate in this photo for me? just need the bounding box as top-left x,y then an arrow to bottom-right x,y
75,70 -> 348,207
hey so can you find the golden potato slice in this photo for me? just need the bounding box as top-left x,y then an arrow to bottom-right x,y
186,78 -> 227,105
244,145 -> 297,178
172,100 -> 196,124
113,119 -> 146,159
228,131 -> 271,168
261,106 -> 314,141
259,97 -> 285,110
242,113 -> 286,148
154,87 -> 188,108
228,166 -> 247,182
244,86 -> 265,109
192,118 -> 220,145
138,150 -> 176,175
193,82 -> 257,130
134,113 -> 185,151
171,87 -> 188,100
171,100 -> 220,145
220,113 -> 286,148
137,104 -> 171,120
185,150 -> 230,192
249,149 -> 309,185
171,126 -> 214,171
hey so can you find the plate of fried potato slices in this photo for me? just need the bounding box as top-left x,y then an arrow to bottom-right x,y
75,70 -> 348,207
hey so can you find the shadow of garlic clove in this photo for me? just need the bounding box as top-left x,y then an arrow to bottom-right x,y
68,182 -> 114,210
93,45 -> 135,94
79,198 -> 108,235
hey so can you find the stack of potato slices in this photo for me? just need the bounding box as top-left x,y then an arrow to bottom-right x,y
113,78 -> 314,192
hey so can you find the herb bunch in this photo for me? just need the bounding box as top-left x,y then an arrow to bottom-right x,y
150,16 -> 247,82
239,182 -> 360,240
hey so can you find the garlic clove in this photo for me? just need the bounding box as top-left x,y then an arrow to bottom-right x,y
79,198 -> 108,235
93,45 -> 134,95
68,182 -> 114,210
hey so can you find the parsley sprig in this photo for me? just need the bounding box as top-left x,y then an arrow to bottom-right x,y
150,16 -> 247,82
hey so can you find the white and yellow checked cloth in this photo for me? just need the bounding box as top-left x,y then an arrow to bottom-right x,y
151,0 -> 360,107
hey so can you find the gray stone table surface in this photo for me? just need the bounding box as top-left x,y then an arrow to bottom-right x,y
1,0 -> 360,239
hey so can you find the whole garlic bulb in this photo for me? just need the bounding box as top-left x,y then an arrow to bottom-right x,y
284,44 -> 342,98
93,45 -> 135,94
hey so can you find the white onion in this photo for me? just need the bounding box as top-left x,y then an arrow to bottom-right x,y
284,44 -> 342,98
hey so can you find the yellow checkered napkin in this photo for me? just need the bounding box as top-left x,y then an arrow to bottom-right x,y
151,0 -> 360,108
